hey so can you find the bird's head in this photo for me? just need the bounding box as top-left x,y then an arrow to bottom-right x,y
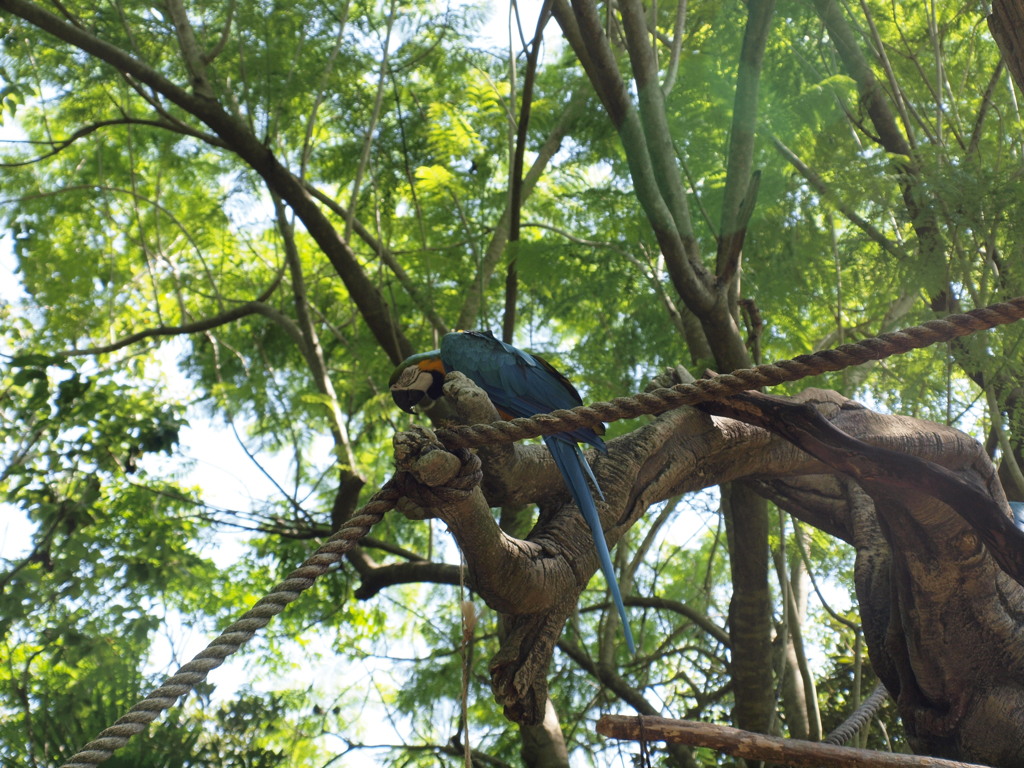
389,351 -> 446,413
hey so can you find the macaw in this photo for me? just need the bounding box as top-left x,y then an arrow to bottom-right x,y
389,330 -> 636,654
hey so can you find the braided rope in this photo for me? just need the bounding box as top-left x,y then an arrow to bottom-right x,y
58,482 -> 399,768
58,295 -> 1024,767
436,297 -> 1024,449
824,682 -> 890,745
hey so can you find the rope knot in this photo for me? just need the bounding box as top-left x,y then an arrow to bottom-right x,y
393,425 -> 483,517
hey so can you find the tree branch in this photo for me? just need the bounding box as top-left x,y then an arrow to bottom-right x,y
812,0 -> 912,159
0,0 -> 413,363
302,181 -> 448,336
628,596 -> 730,646
352,561 -> 465,600
455,89 -> 584,330
557,638 -> 701,768
201,0 -> 234,64
619,0 -> 696,245
165,0 -> 215,98
990,0 -> 1024,93
700,389 -> 1024,587
597,715 -> 988,768
0,117 -> 214,167
274,194 -> 361,477
661,0 -> 689,95
552,0 -> 715,317
716,0 -> 775,282
502,0 -> 552,343
55,284 -> 282,357
770,135 -> 908,261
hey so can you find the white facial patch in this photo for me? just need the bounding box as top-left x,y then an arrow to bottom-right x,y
391,366 -> 434,393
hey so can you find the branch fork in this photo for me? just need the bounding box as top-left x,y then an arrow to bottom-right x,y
391,372 -> 638,724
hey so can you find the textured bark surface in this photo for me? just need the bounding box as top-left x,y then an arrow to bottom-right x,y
990,0 -> 1024,93
702,389 -> 1024,767
394,373 -> 1024,765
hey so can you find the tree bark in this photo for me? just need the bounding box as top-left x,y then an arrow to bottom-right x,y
393,370 -> 1024,766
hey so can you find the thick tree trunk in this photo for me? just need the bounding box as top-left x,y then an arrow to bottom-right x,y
519,698 -> 570,768
723,483 -> 774,735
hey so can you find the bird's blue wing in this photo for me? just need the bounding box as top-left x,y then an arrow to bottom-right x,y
441,331 -> 632,652
546,437 -> 635,654
440,331 -> 605,450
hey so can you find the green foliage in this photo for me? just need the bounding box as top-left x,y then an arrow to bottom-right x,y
0,0 -> 1021,764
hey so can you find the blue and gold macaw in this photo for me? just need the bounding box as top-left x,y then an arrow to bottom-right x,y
389,330 -> 636,654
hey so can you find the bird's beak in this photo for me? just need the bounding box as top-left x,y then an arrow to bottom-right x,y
392,389 -> 425,414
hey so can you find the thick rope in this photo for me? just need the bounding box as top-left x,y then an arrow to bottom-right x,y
58,482 -> 400,768
436,297 -> 1024,449
824,682 -> 889,745
58,295 -> 1024,767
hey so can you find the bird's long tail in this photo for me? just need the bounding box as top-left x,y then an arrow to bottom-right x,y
545,438 -> 636,654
